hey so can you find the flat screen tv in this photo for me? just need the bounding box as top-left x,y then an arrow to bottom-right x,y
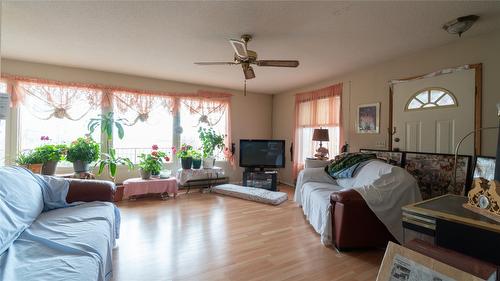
239,139 -> 285,169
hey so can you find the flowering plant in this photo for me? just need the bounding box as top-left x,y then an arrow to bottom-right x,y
138,145 -> 170,174
173,144 -> 194,159
66,136 -> 100,163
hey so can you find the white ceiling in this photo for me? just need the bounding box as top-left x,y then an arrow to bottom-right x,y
2,1 -> 500,94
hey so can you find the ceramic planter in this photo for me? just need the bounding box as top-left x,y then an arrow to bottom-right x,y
203,157 -> 215,169
72,160 -> 90,173
22,163 -> 43,174
181,157 -> 193,169
41,160 -> 59,175
192,158 -> 202,169
140,169 -> 151,180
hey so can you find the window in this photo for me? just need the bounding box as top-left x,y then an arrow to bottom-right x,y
0,82 -> 7,165
113,107 -> 174,163
179,101 -> 228,159
293,84 -> 342,177
406,88 -> 457,110
17,82 -> 102,155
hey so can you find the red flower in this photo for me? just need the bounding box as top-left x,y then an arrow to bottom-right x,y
164,156 -> 170,162
151,151 -> 158,156
152,144 -> 159,150
171,146 -> 177,154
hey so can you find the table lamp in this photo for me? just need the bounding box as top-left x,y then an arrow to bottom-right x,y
312,128 -> 329,160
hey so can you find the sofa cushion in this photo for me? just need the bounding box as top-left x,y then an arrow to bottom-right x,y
0,167 -> 44,255
336,160 -> 394,189
0,201 -> 117,281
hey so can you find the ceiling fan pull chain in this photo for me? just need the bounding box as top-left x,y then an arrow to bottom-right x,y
244,79 -> 247,96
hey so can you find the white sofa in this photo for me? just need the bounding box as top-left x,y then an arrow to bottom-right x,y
294,159 -> 421,246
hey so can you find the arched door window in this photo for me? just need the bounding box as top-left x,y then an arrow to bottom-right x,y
406,88 -> 457,111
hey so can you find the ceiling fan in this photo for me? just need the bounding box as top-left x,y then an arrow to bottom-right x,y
194,34 -> 300,80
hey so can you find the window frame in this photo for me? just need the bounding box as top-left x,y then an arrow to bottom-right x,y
405,87 -> 458,111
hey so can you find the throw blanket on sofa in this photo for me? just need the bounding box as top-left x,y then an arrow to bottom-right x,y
295,160 -> 421,245
325,153 -> 376,179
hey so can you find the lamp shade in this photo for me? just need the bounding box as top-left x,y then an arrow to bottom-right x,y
312,128 -> 329,142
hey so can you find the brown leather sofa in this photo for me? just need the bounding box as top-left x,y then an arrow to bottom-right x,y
66,178 -> 116,203
330,189 -> 396,250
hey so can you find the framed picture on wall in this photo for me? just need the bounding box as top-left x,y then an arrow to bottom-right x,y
357,102 -> 380,134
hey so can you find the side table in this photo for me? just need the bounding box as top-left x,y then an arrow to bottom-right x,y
176,167 -> 227,193
123,177 -> 178,200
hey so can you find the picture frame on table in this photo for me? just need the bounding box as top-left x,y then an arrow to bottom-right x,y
357,102 -> 380,134
472,156 -> 495,181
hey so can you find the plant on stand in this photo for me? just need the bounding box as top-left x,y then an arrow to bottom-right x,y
174,144 -> 195,169
94,148 -> 134,182
198,127 -> 224,168
66,136 -> 100,173
191,150 -> 202,169
138,145 -> 170,179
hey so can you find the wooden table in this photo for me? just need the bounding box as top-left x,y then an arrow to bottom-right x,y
402,194 -> 500,265
123,177 -> 178,200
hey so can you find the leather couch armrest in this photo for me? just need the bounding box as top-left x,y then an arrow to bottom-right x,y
66,179 -> 116,203
330,188 -> 365,204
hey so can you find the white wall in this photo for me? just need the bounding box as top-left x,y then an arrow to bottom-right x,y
273,29 -> 500,185
1,59 -> 273,183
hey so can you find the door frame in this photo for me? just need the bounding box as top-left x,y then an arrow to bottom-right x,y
388,63 -> 482,155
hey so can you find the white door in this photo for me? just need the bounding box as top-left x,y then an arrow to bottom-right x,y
392,69 -> 475,155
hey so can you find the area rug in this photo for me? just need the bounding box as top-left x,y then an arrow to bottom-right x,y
212,184 -> 288,205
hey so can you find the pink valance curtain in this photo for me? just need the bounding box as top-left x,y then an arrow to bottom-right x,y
2,73 -> 234,161
293,83 -> 343,178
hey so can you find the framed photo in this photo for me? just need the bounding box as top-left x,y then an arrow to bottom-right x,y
357,102 -> 380,134
473,156 -> 495,181
404,152 -> 471,200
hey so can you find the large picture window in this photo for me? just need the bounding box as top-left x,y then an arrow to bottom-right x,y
0,82 -> 7,165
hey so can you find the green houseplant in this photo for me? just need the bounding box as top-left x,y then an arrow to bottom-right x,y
138,146 -> 170,179
16,150 -> 43,174
174,144 -> 194,169
66,136 -> 100,173
191,150 -> 202,169
33,139 -> 67,175
95,148 -> 134,182
198,127 -> 224,168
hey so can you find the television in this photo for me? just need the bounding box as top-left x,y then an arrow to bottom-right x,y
239,139 -> 285,169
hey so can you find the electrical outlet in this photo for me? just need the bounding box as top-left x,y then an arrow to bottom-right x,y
375,140 -> 386,148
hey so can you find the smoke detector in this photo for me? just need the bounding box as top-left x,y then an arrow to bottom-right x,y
443,15 -> 479,37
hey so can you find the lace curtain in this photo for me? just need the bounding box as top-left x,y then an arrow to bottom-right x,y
112,91 -> 175,125
293,83 -> 343,178
12,80 -> 103,121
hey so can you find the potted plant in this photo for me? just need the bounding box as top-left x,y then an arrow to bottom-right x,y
95,148 -> 134,182
33,136 -> 67,175
191,150 -> 202,169
138,146 -> 170,179
198,127 -> 225,168
88,111 -> 126,154
174,144 -> 194,169
16,151 -> 43,174
66,136 -> 100,173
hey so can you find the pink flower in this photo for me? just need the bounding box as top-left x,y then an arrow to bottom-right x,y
40,136 -> 50,141
171,146 -> 177,154
181,145 -> 186,151
151,151 -> 158,157
152,144 -> 159,150
164,156 -> 170,162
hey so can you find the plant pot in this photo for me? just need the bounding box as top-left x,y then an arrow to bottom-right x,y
140,169 -> 151,180
72,160 -> 90,173
203,157 -> 215,169
22,163 -> 43,174
42,160 -> 59,175
192,159 -> 202,169
181,157 -> 193,169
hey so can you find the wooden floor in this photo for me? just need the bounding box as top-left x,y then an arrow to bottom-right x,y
112,186 -> 384,281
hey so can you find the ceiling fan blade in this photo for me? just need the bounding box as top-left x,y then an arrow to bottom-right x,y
243,65 -> 256,80
194,62 -> 238,66
230,39 -> 248,59
256,60 -> 300,67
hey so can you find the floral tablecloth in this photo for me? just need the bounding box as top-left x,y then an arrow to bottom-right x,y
176,167 -> 224,185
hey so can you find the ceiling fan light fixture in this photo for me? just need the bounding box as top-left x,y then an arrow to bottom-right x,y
442,15 -> 479,37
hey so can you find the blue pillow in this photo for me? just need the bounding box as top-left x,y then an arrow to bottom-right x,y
0,166 -> 44,255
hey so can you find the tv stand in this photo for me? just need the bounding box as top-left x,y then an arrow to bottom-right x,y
242,169 -> 278,191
